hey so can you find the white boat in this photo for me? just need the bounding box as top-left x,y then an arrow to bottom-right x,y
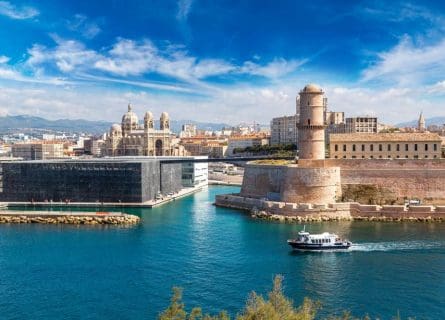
287,226 -> 351,251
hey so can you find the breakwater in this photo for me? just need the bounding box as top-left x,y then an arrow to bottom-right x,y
0,210 -> 140,225
215,194 -> 445,222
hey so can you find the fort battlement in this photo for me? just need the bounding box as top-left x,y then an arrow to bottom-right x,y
214,194 -> 445,220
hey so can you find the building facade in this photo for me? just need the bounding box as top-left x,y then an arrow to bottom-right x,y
105,105 -> 173,156
329,132 -> 442,159
227,135 -> 270,156
11,142 -> 64,160
345,117 -> 378,133
0,157 -> 208,203
270,115 -> 298,146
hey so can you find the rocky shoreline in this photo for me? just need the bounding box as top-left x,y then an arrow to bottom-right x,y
0,214 -> 140,225
251,211 -> 444,222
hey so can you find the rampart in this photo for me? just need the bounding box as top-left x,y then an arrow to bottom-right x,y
240,159 -> 445,203
215,194 -> 445,220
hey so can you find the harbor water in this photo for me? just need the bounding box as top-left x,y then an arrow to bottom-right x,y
0,186 -> 444,319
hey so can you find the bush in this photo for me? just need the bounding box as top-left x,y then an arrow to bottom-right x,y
158,276 -> 415,320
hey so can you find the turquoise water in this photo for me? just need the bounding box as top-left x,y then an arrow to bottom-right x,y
0,186 -> 444,319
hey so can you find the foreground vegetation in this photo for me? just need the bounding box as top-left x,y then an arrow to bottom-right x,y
158,276 -> 414,320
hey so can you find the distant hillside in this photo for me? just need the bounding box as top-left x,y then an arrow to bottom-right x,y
397,116 -> 445,128
0,115 -> 230,135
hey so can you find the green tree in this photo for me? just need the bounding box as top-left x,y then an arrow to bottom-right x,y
236,275 -> 319,320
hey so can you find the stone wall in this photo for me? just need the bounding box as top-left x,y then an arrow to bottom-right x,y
240,159 -> 445,203
215,194 -> 445,220
240,164 -> 285,199
280,165 -> 341,204
325,159 -> 445,202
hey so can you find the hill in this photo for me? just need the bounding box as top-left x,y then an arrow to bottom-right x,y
0,115 -> 230,135
397,116 -> 445,128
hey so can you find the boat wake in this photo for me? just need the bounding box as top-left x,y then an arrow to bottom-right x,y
350,241 -> 445,252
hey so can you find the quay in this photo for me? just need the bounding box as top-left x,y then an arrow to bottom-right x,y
0,210 -> 140,225
3,185 -> 203,209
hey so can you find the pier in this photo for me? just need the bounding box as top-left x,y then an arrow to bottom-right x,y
0,210 -> 140,225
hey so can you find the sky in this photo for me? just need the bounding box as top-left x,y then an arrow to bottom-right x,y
0,0 -> 445,125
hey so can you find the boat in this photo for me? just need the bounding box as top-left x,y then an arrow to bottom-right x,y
287,226 -> 351,251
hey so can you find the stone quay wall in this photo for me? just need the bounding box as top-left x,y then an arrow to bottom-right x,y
0,212 -> 140,225
240,159 -> 445,203
215,194 -> 445,221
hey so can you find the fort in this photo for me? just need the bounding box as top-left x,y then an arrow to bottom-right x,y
215,84 -> 445,220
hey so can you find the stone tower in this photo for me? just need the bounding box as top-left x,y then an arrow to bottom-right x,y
297,84 -> 326,160
418,112 -> 426,132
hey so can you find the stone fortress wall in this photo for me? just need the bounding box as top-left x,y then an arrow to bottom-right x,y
215,83 -> 445,219
240,159 -> 445,204
215,194 -> 445,220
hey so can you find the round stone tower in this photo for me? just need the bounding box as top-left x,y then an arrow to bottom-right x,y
298,84 -> 326,160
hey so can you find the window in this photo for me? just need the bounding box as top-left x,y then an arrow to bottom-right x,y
405,144 -> 409,151
370,144 -> 374,151
388,144 -> 391,151
396,144 -> 400,151
361,144 -> 365,151
379,144 -> 382,151
335,144 -> 338,152
352,144 -> 356,152
343,145 -> 347,152
414,144 -> 418,151
425,144 -> 428,151
434,144 -> 438,151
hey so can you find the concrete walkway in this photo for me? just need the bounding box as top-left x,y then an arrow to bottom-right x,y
2,186 -> 204,209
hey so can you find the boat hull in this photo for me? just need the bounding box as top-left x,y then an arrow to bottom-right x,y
287,240 -> 351,251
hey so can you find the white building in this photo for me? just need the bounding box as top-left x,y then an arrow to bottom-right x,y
181,156 -> 208,187
270,115 -> 298,146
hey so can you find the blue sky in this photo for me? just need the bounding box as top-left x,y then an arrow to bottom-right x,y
0,0 -> 445,124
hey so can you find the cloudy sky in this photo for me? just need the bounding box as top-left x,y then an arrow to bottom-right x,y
0,0 -> 444,124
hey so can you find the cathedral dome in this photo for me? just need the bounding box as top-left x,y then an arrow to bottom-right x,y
144,111 -> 154,120
160,112 -> 169,120
121,104 -> 139,130
111,123 -> 122,132
302,83 -> 322,93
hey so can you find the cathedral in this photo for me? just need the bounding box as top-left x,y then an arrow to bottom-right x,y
105,104 -> 173,156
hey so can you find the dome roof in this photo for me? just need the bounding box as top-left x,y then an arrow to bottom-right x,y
144,111 -> 153,120
160,112 -> 169,119
302,83 -> 322,93
122,104 -> 139,124
111,123 -> 122,132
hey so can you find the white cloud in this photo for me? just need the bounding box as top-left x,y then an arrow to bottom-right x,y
0,55 -> 10,64
23,37 -> 303,88
240,58 -> 306,78
361,35 -> 445,86
0,1 -> 39,19
325,85 -> 442,125
27,37 -> 99,73
66,14 -> 101,39
176,0 -> 193,21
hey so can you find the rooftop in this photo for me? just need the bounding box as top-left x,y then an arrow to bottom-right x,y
330,132 -> 443,142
